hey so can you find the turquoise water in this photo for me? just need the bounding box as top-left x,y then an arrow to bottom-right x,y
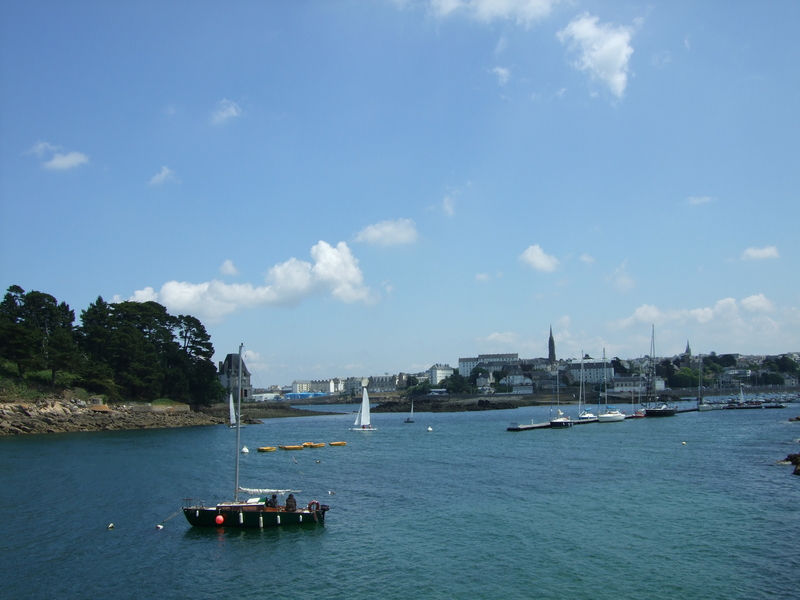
1,403 -> 798,600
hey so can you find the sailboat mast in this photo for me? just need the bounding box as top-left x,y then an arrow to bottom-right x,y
234,343 -> 243,502
579,352 -> 584,414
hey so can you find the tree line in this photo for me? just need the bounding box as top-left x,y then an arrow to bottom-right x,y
0,285 -> 224,404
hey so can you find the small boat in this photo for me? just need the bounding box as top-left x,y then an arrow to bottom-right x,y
405,399 -> 415,423
646,403 -> 678,417
257,446 -> 276,452
328,441 -> 347,446
598,407 -> 626,422
228,393 -> 245,428
577,354 -> 596,420
549,370 -> 572,427
643,327 -> 677,417
350,385 -> 377,431
550,409 -> 573,428
597,350 -> 626,422
182,344 -> 329,529
308,443 -> 325,448
279,445 -> 304,451
697,354 -> 712,411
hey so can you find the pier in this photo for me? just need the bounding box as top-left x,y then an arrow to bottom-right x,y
507,409 -> 699,431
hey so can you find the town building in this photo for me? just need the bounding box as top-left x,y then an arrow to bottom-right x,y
218,353 -> 252,400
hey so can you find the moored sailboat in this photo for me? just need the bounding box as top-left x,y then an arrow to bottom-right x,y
644,326 -> 677,417
697,354 -> 712,411
549,369 -> 573,428
182,344 -> 329,528
577,352 -> 596,420
598,349 -> 626,422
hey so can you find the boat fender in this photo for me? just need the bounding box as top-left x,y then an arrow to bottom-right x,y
308,501 -> 321,512
215,514 -> 224,525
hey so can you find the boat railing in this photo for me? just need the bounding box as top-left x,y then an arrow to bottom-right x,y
182,498 -> 207,509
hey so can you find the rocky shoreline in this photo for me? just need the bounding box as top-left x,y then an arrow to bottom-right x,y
0,399 -> 227,435
0,397 -> 346,436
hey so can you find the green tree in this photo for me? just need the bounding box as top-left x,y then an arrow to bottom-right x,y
775,355 -> 799,374
468,367 -> 489,385
439,372 -> 473,394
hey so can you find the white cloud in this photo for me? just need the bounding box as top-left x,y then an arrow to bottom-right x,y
212,99 -> 243,125
608,295 -> 800,357
493,66 -> 511,85
495,33 -> 509,54
429,0 -> 559,27
355,218 -> 418,246
580,253 -> 595,265
220,259 -> 239,276
120,241 -> 376,321
608,260 -> 635,292
27,141 -> 89,170
27,141 -> 59,158
481,331 -> 518,345
742,246 -> 779,260
741,293 -> 774,313
43,152 -> 89,170
557,13 -> 636,98
520,244 -> 559,272
614,298 -> 741,330
688,196 -> 715,205
476,273 -> 491,282
148,166 -> 178,186
442,195 -> 456,216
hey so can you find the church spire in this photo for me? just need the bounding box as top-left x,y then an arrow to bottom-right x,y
548,326 -> 556,364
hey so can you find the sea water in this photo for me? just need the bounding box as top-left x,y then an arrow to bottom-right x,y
1,402 -> 798,600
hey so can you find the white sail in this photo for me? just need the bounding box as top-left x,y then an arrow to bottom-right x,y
351,386 -> 375,430
229,393 -> 236,426
360,387 -> 371,427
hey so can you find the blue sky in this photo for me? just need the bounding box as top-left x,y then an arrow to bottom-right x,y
2,0 -> 799,388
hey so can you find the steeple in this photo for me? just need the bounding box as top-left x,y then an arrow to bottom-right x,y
548,326 -> 556,364
685,340 -> 691,356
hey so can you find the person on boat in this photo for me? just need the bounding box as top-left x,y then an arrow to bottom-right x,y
265,494 -> 278,508
285,494 -> 297,511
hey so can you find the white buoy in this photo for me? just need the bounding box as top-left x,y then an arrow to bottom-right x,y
156,524 -> 164,530
107,523 -> 114,529
241,446 -> 249,453
427,427 -> 433,432
682,441 -> 687,445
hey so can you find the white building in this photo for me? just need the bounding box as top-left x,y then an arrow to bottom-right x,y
429,364 -> 454,385
565,360 -> 614,385
459,353 -> 519,376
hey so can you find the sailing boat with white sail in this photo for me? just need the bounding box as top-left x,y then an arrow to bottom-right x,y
405,399 -> 414,423
351,383 -> 377,431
